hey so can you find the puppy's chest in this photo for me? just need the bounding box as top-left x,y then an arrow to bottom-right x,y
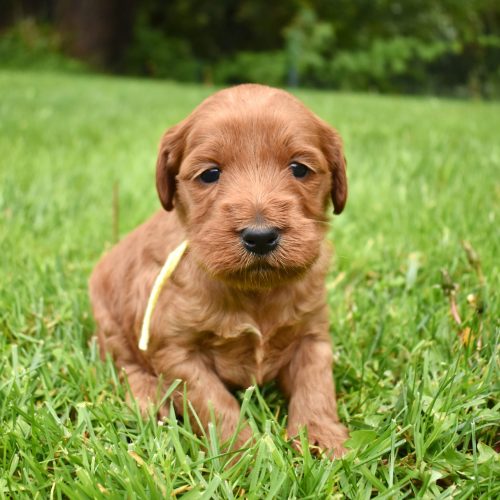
203,314 -> 301,387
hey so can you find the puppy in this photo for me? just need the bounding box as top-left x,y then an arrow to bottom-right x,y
89,84 -> 349,457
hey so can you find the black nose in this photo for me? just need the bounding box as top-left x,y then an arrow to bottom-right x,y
241,227 -> 280,255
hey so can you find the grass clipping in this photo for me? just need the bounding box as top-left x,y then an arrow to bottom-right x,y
138,240 -> 189,351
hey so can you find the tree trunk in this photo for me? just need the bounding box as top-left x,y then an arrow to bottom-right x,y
55,0 -> 135,71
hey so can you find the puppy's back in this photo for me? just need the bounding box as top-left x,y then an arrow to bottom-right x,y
89,210 -> 184,354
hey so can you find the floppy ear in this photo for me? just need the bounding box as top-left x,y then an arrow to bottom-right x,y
318,120 -> 348,214
156,120 -> 190,211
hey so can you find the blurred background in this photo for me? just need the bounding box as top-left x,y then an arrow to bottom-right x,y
1,0 -> 499,97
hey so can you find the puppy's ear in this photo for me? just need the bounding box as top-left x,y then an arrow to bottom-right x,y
318,120 -> 348,215
156,119 -> 190,211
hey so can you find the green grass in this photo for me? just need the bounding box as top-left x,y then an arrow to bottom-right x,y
1,69 -> 499,499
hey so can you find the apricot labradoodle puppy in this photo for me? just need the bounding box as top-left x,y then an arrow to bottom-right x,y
89,84 -> 349,457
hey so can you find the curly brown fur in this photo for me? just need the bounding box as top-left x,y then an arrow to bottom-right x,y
89,84 -> 349,457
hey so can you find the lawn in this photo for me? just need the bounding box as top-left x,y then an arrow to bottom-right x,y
0,70 -> 499,498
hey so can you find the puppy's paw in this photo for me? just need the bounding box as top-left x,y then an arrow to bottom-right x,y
218,423 -> 253,466
220,422 -> 253,451
126,392 -> 170,421
123,367 -> 170,420
288,420 -> 349,459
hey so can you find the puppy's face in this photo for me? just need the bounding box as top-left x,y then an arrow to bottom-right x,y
156,85 -> 347,289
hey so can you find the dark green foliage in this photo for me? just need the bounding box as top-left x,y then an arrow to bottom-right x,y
1,0 -> 499,95
213,51 -> 287,87
0,18 -> 85,73
283,1 -> 500,95
124,19 -> 199,81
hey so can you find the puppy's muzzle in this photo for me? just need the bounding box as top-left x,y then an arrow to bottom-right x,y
241,226 -> 280,256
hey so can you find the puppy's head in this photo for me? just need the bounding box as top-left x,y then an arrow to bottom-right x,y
156,84 -> 347,289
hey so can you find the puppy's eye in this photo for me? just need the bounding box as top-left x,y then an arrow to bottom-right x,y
199,167 -> 221,184
289,162 -> 310,179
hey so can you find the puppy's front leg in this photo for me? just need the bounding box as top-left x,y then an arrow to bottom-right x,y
153,350 -> 251,448
279,336 -> 349,458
